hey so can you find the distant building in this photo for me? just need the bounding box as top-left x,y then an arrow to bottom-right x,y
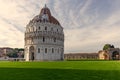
24,5 -> 64,61
0,47 -> 14,60
0,47 -> 24,58
0,47 -> 13,57
98,48 -> 120,60
64,53 -> 98,60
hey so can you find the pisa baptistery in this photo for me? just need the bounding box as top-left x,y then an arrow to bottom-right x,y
24,5 -> 64,61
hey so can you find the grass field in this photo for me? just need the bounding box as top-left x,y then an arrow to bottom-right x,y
0,61 -> 120,80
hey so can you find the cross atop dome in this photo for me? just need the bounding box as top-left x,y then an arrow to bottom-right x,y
44,4 -> 47,8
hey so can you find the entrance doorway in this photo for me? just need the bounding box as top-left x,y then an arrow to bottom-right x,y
31,52 -> 34,60
29,46 -> 35,61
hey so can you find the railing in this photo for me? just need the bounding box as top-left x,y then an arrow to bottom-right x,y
8,58 -> 25,61
25,31 -> 64,39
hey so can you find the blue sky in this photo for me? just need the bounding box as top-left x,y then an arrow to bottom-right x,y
0,0 -> 120,53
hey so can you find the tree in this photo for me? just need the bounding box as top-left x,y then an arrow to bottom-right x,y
6,48 -> 24,58
103,44 -> 114,50
7,49 -> 18,58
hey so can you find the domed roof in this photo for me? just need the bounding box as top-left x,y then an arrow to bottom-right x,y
31,4 -> 60,25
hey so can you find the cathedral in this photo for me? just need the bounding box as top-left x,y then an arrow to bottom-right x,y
24,5 -> 64,61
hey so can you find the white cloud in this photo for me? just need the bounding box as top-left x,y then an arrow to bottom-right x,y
0,0 -> 120,53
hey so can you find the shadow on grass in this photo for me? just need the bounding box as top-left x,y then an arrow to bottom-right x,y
0,68 -> 120,80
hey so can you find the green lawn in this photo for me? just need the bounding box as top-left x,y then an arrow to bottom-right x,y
0,61 -> 120,80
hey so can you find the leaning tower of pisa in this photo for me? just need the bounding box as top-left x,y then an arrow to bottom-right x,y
24,5 -> 64,61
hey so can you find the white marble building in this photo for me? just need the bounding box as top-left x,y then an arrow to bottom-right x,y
24,5 -> 64,61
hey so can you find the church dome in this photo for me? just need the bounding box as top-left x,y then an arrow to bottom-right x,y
25,4 -> 64,61
31,4 -> 60,25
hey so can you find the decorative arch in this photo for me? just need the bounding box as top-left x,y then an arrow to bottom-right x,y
112,51 -> 119,60
29,46 -> 35,61
103,53 -> 109,60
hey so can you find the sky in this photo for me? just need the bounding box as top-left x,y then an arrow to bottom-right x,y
0,0 -> 120,53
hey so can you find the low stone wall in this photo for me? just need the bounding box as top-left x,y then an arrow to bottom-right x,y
64,53 -> 99,60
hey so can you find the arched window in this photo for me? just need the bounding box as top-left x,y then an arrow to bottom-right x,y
51,28 -> 53,31
43,37 -> 45,42
45,48 -> 47,53
28,28 -> 30,32
58,48 -> 59,53
39,26 -> 40,30
54,38 -> 56,42
33,27 -> 34,31
45,27 -> 47,30
43,19 -> 45,22
38,48 -> 40,53
52,48 -> 54,53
